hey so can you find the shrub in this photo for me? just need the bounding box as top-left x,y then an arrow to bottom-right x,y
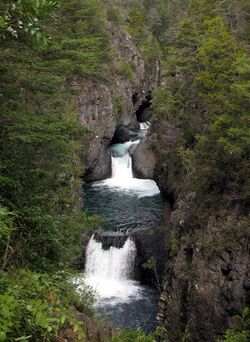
0,269 -> 93,341
114,60 -> 135,82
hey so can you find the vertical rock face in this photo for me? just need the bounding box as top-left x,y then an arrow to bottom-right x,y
131,138 -> 156,180
72,28 -> 159,182
142,119 -> 250,341
156,190 -> 250,341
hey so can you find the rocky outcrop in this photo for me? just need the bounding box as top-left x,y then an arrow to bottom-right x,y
131,223 -> 168,287
139,107 -> 153,122
131,138 -> 156,179
84,148 -> 111,182
133,109 -> 249,341
111,125 -> 138,144
156,191 -> 250,341
73,26 -> 159,181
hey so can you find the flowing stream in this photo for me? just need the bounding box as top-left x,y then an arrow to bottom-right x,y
84,124 -> 163,331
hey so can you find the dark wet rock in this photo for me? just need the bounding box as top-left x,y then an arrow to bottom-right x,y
139,107 -> 152,122
136,94 -> 152,122
156,191 -> 250,342
84,147 -> 111,182
131,227 -> 167,286
111,125 -> 138,144
94,232 -> 129,250
127,121 -> 140,131
131,139 -> 156,179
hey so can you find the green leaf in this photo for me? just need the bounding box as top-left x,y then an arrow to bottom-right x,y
0,332 -> 6,342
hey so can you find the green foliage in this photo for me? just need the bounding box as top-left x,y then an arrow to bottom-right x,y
143,257 -> 156,270
106,4 -> 120,23
0,269 -> 93,341
0,207 -> 16,270
110,326 -> 167,342
0,1 -> 111,339
0,0 -> 58,43
221,330 -> 248,342
126,0 -> 161,67
114,60 -> 135,82
127,4 -> 148,46
0,0 -> 110,271
218,308 -> 250,342
114,95 -> 122,115
152,2 -> 250,205
169,236 -> 180,258
54,0 -> 111,78
110,329 -> 155,342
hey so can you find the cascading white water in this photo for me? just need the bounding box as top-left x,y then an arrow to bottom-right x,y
139,121 -> 150,130
86,235 -> 136,280
92,125 -> 160,196
83,122 -> 162,330
111,153 -> 133,180
85,236 -> 142,303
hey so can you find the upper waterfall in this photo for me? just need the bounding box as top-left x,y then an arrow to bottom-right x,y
91,125 -> 160,196
111,153 -> 133,180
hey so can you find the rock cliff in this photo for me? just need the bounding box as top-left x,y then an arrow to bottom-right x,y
73,26 -> 159,182
146,119 -> 250,341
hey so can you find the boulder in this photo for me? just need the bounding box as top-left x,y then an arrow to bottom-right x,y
131,226 -> 167,285
111,125 -> 131,143
127,121 -> 140,131
84,148 -> 111,182
131,140 -> 156,179
112,125 -> 138,144
138,107 -> 152,122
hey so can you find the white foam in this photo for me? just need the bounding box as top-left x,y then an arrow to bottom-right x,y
84,236 -> 143,305
92,178 -> 160,198
111,153 -> 133,180
139,122 -> 151,130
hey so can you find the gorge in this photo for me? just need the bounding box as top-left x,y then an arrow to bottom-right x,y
84,124 -> 163,331
0,1 -> 249,341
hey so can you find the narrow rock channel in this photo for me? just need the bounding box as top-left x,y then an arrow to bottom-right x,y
83,123 -> 164,332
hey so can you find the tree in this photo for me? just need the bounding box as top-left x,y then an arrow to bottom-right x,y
0,0 -> 57,43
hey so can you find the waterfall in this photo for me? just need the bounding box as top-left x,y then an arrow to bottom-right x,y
92,126 -> 160,196
139,121 -> 150,130
85,235 -> 141,302
86,235 -> 136,280
111,153 -> 133,180
83,121 -> 162,329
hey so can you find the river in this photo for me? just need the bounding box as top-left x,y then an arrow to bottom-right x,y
83,123 -> 163,332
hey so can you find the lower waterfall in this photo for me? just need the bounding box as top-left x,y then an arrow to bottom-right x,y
84,123 -> 163,331
85,236 -> 143,302
86,235 -> 136,281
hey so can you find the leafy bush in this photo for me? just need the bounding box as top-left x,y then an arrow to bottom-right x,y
0,0 -> 57,42
110,329 -> 156,342
218,308 -> 250,342
114,95 -> 122,115
0,270 -> 93,341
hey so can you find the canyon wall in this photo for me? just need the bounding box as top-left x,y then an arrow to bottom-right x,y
73,27 -> 159,182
